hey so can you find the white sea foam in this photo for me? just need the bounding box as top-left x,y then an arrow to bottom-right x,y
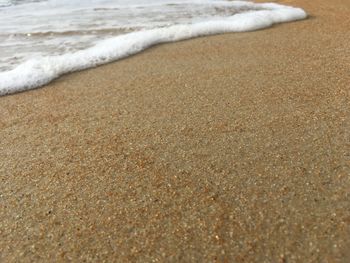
0,1 -> 307,95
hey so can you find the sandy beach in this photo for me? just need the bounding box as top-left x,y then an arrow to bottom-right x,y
1,0 -> 349,262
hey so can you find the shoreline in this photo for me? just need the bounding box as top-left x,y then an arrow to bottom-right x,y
0,1 -> 307,96
1,0 -> 350,262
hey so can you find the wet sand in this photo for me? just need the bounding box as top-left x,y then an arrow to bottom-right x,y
1,0 -> 349,262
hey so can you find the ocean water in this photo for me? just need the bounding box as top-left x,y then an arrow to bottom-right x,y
0,0 -> 307,95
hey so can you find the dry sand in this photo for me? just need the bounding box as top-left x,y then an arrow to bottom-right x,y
1,0 -> 350,262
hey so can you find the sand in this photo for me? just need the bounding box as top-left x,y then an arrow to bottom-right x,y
1,0 -> 349,262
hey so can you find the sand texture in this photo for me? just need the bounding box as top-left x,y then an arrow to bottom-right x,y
1,0 -> 350,262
